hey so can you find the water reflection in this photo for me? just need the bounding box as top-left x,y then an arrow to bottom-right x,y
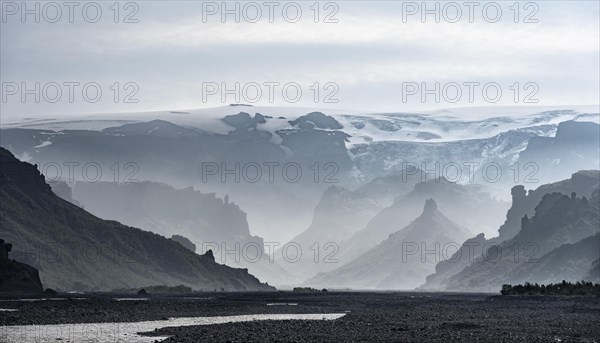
1,313 -> 347,343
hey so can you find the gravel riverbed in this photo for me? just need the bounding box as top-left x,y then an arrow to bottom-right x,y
1,292 -> 598,342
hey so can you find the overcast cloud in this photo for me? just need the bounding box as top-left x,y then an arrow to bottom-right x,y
1,1 -> 599,118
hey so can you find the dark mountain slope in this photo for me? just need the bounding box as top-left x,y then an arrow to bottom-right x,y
444,191 -> 600,292
419,233 -> 488,291
420,171 -> 600,291
0,147 -> 274,292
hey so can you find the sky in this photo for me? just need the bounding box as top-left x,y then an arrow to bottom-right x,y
1,0 -> 599,118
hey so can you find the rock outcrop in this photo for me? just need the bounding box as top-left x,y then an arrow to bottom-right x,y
0,239 -> 44,294
443,191 -> 599,292
497,170 -> 600,241
421,170 -> 600,291
171,235 -> 196,252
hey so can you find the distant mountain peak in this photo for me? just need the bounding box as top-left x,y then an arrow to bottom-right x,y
204,249 -> 215,262
222,112 -> 267,129
422,198 -> 438,214
288,112 -> 343,130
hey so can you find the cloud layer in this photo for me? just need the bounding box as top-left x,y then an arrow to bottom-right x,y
1,1 -> 598,117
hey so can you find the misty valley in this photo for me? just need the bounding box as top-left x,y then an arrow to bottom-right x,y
1,105 -> 599,342
2,1 -> 600,341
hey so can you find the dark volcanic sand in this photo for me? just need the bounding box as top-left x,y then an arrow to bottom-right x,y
1,292 -> 599,342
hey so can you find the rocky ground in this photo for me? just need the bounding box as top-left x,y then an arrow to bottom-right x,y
1,292 -> 599,342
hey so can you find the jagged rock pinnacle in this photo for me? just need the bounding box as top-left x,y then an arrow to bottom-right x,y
204,249 -> 215,262
423,198 -> 438,214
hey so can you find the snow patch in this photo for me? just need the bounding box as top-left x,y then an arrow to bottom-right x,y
33,140 -> 52,148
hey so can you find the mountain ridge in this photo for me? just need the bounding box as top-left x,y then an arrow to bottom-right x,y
307,199 -> 471,290
0,147 -> 275,292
